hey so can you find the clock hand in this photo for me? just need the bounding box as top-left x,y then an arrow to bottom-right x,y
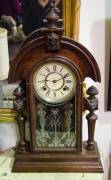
45,79 -> 54,82
39,74 -> 70,84
55,77 -> 63,82
54,74 -> 70,82
38,80 -> 52,83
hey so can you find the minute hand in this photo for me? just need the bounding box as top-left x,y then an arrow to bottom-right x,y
56,74 -> 70,82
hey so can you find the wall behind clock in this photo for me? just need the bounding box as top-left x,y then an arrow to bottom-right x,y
80,0 -> 111,180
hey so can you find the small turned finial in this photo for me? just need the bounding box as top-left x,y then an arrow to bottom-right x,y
51,0 -> 56,7
44,0 -> 63,51
86,85 -> 98,96
44,0 -> 59,28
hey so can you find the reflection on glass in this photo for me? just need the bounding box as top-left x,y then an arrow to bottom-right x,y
36,97 -> 76,148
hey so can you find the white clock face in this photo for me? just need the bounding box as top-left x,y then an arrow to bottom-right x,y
33,62 -> 76,105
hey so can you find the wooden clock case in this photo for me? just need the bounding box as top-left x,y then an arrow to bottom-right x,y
8,2 -> 103,173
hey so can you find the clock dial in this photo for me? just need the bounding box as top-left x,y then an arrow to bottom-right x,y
33,62 -> 76,105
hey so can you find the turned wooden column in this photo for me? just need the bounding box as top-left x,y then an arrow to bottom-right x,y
85,86 -> 98,151
13,81 -> 26,153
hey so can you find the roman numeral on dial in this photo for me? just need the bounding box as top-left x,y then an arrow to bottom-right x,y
60,66 -> 63,72
46,90 -> 50,96
40,73 -> 46,77
61,91 -> 64,95
45,66 -> 50,72
38,80 -> 45,83
53,91 -> 56,97
53,65 -> 57,72
66,80 -> 72,83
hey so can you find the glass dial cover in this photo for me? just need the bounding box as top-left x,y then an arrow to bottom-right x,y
33,62 -> 76,105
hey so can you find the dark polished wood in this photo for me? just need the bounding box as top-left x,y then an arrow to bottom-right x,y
8,0 -> 103,173
8,37 -> 101,83
86,86 -> 99,151
9,42 -> 20,61
13,81 -> 26,153
12,142 -> 103,173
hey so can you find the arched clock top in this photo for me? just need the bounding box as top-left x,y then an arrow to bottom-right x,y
61,37 -> 101,82
8,35 -> 101,83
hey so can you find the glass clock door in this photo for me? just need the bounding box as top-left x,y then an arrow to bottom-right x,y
35,97 -> 76,148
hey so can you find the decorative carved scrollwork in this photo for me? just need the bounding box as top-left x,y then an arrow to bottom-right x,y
86,85 -> 98,112
86,98 -> 98,112
36,102 -> 76,148
46,32 -> 60,51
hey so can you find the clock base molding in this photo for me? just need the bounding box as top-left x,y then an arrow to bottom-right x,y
12,142 -> 103,173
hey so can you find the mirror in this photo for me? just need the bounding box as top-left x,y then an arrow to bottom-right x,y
0,0 -> 81,109
0,0 -> 80,45
0,0 -> 62,60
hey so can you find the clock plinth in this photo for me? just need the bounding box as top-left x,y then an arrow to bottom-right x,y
12,142 -> 103,173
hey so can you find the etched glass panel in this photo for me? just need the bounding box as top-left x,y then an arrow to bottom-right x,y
36,97 -> 76,148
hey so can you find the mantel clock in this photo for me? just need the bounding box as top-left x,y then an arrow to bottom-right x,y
8,0 -> 103,173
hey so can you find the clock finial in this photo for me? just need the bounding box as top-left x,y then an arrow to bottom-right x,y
44,0 -> 60,29
51,0 -> 56,7
43,0 -> 63,51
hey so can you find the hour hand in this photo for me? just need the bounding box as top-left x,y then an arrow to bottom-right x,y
38,79 -> 53,83
38,80 -> 45,83
46,79 -> 53,82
